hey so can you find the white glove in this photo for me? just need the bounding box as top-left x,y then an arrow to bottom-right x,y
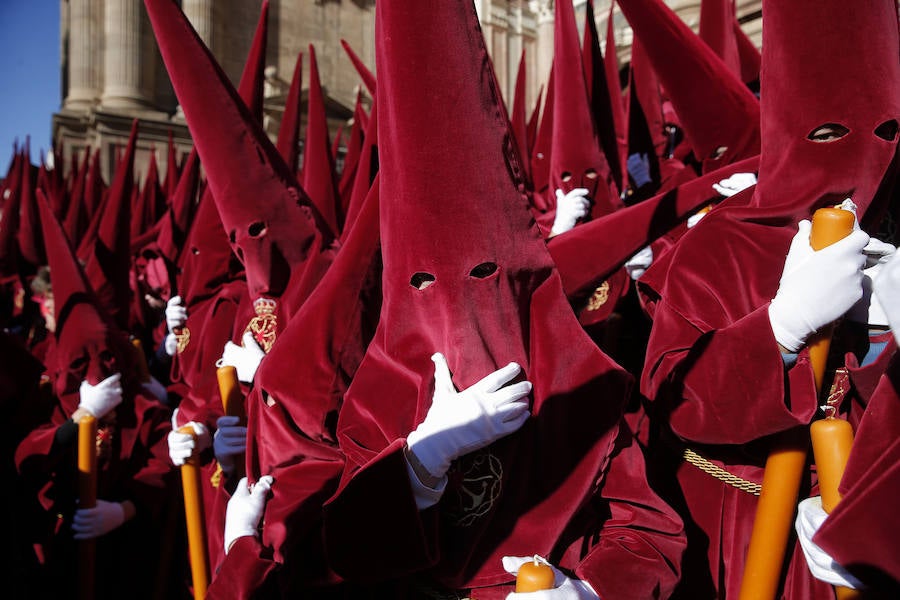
406,353 -> 531,480
214,415 -> 247,478
502,556 -> 600,599
874,251 -> 900,344
712,172 -> 757,197
78,373 -> 123,419
73,499 -> 126,540
224,475 -> 273,554
167,420 -> 212,466
165,295 -> 187,333
141,376 -> 169,403
219,332 -> 266,384
795,497 -> 864,589
551,188 -> 591,236
847,238 -> 895,327
624,245 -> 653,280
164,332 -> 178,357
768,220 -> 869,352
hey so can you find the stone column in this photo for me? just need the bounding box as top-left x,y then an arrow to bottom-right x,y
64,0 -> 103,110
528,0 -> 554,92
101,0 -> 152,110
182,0 -> 215,51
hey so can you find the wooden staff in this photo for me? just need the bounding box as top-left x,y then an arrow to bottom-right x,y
739,207 -> 856,600
217,365 -> 246,481
180,426 -> 209,599
78,414 -> 98,600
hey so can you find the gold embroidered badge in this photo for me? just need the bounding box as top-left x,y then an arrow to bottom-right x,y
175,326 -> 190,354
244,298 -> 278,353
585,280 -> 610,311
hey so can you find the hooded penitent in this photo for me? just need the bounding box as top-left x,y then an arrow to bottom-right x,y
698,0 -> 741,78
275,51 -> 303,174
637,1 -> 899,597
35,190 -> 134,403
144,0 -> 335,324
320,0 -> 671,593
548,0 -> 619,216
617,0 -> 760,173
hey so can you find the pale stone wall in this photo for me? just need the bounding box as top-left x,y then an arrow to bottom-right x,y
54,0 -> 759,183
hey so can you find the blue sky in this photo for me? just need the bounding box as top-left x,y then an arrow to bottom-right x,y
0,2 -> 61,173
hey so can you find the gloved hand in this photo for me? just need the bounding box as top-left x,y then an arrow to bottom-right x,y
795,497 -> 864,589
167,421 -> 212,466
164,332 -> 178,357
502,556 -> 600,599
224,475 -> 273,554
165,295 -> 187,333
627,152 -> 652,188
874,251 -> 900,344
73,499 -> 126,540
686,206 -> 712,229
712,172 -> 757,197
214,415 -> 247,478
551,188 -> 591,236
141,376 -> 169,404
78,373 -> 123,419
768,220 -> 869,352
219,332 -> 266,384
624,245 -> 653,280
847,237 -> 895,327
406,353 -> 531,480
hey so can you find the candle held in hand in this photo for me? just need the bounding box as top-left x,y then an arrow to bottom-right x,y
515,555 -> 555,593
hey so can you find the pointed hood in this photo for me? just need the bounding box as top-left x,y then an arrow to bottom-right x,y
155,146 -> 200,264
0,151 -> 22,276
276,51 -> 303,173
340,38 -> 376,98
82,119 -> 137,331
549,0 -> 618,215
36,189 -> 133,400
698,0 -> 741,78
337,91 -> 368,216
747,0 -> 900,225
525,84 -> 543,167
83,147 -> 105,219
63,149 -> 90,243
325,0 -> 631,584
131,147 -> 162,240
237,0 -> 269,124
145,0 -> 331,304
583,0 -> 625,195
510,49 -> 530,182
733,20 -> 760,86
617,0 -> 760,172
301,44 -> 341,237
603,2 -> 629,192
165,130 -> 180,199
16,141 -> 45,268
530,68 -> 554,204
342,96 -> 379,240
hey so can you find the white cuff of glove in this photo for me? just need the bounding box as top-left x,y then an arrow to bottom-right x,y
164,332 -> 178,357
404,449 -> 448,510
795,497 -> 864,590
768,302 -> 809,353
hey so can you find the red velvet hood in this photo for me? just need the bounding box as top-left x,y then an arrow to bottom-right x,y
549,0 -> 618,215
330,0 -> 632,586
144,0 -> 332,304
617,0 -> 760,172
36,190 -> 133,400
154,146 -> 200,265
698,0 -> 740,78
340,38 -> 377,98
301,44 -> 341,237
275,51 -> 303,174
82,120 -> 137,331
237,0 -> 269,125
510,49 -> 530,185
747,0 -> 900,225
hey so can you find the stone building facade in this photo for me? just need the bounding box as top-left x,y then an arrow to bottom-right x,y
52,0 -> 760,184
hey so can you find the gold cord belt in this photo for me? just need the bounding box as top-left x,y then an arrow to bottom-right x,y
682,448 -> 762,496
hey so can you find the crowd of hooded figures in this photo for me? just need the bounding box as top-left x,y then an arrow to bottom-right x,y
2,0 -> 899,598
